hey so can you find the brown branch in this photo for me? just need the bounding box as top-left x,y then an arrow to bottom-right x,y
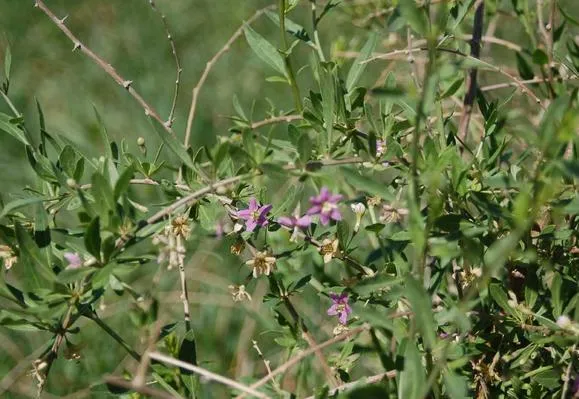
304,371 -> 397,399
148,352 -> 271,399
34,0 -> 174,135
250,114 -> 302,129
184,6 -> 273,148
235,324 -> 370,399
104,376 -> 176,399
148,0 -> 182,127
458,0 -> 484,143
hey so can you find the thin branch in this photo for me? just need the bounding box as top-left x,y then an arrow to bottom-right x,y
235,324 -> 370,398
304,371 -> 397,399
148,351 -> 271,399
364,47 -> 546,109
104,376 -> 175,399
458,0 -> 484,143
177,234 -> 192,332
34,0 -> 173,135
480,75 -> 579,91
147,0 -> 182,127
184,6 -> 273,148
250,114 -> 302,129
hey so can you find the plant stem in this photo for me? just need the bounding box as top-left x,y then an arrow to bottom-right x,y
310,0 -> 326,61
86,311 -> 141,361
279,0 -> 303,112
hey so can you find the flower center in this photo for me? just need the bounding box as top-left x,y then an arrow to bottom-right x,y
251,210 -> 260,220
322,202 -> 336,213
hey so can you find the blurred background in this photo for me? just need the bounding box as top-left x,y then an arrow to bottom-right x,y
1,0 -> 578,397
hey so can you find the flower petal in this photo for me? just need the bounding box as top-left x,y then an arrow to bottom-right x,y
248,197 -> 259,211
327,305 -> 338,316
307,205 -> 322,215
296,215 -> 312,228
245,219 -> 257,232
278,216 -> 294,227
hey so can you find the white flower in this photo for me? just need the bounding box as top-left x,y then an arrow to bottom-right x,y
0,245 -> 17,270
556,315 -> 571,329
350,203 -> 366,232
246,251 -> 276,278
319,238 -> 340,264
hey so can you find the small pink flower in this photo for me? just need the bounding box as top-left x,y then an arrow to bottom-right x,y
307,187 -> 342,225
236,198 -> 273,232
278,207 -> 312,242
64,252 -> 82,270
327,292 -> 352,325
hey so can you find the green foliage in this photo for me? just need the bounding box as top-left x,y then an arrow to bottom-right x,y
0,0 -> 579,398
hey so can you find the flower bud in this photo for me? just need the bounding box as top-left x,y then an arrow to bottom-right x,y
66,178 -> 77,188
137,137 -> 145,146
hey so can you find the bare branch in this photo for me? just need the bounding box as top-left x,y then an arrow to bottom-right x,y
235,324 -> 370,398
147,0 -> 182,127
184,6 -> 273,147
250,114 -> 302,129
304,371 -> 397,399
34,0 -> 174,135
148,351 -> 271,399
104,376 -> 177,399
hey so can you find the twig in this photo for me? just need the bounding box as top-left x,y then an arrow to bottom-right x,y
310,0 -> 326,61
147,0 -> 182,127
561,344 -> 576,399
536,0 -> 555,97
279,0 -> 303,112
184,6 -> 273,148
458,0 -> 484,143
364,47 -> 546,108
235,324 -> 370,398
177,234 -> 192,332
148,351 -> 271,399
34,0 -> 173,135
252,340 -> 281,392
480,75 -> 579,91
282,296 -> 338,387
250,114 -> 302,129
303,371 -> 397,399
104,376 -> 175,399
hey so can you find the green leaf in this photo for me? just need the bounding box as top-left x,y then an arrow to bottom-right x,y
515,52 -> 534,80
113,166 -> 135,200
398,339 -> 426,399
178,329 -> 198,374
399,0 -> 429,35
84,217 -> 102,260
57,267 -> 95,284
0,112 -> 29,145
345,33 -> 377,93
340,167 -> 394,201
0,197 -> 46,220
93,106 -> 113,160
149,118 -> 195,170
531,367 -> 561,389
265,10 -> 313,46
443,370 -> 469,399
489,283 -> 517,316
352,273 -> 401,296
550,272 -> 562,318
405,276 -> 436,349
532,49 -> 549,65
91,173 -> 116,215
4,45 -> 11,81
558,4 -> 579,26
14,222 -> 55,289
244,25 -> 286,76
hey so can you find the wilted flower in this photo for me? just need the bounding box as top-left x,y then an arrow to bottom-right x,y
0,245 -> 17,270
379,204 -> 409,224
246,251 -> 276,278
350,202 -> 366,232
230,239 -> 246,255
367,196 -> 382,207
171,215 -> 191,238
215,218 -> 233,239
153,223 -> 187,270
228,284 -> 252,302
236,198 -> 273,232
319,238 -> 340,263
278,205 -> 312,242
327,292 -> 352,325
63,252 -> 83,270
307,187 -> 343,225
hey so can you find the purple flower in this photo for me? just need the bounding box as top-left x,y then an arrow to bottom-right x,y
64,252 -> 82,270
327,292 -> 352,325
277,215 -> 312,229
573,374 -> 579,396
376,139 -> 386,158
307,187 -> 343,225
236,197 -> 272,232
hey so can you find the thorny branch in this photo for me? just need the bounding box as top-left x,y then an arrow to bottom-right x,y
34,0 -> 174,135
